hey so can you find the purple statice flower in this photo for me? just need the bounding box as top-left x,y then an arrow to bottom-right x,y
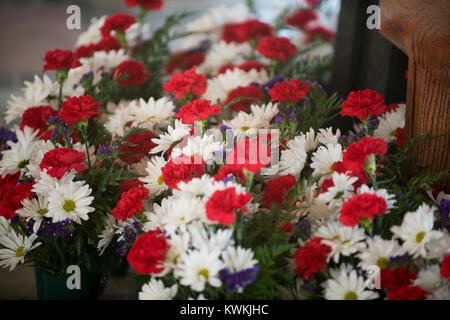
251,75 -> 286,93
388,253 -> 411,267
440,199 -> 450,226
116,223 -> 143,257
369,118 -> 380,129
99,144 -> 118,156
0,127 -> 17,151
10,215 -> 20,224
294,219 -> 311,238
356,127 -> 367,138
100,71 -> 110,78
305,80 -> 326,95
339,135 -> 352,142
79,71 -> 94,84
222,175 -> 236,184
220,125 -> 231,132
272,115 -> 283,125
300,281 -> 316,294
287,112 -> 297,122
47,115 -> 60,125
45,219 -> 74,237
219,266 -> 260,292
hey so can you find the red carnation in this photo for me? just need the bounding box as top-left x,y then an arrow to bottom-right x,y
222,19 -> 273,44
165,50 -> 205,74
75,44 -> 97,58
101,13 -> 136,37
40,148 -> 86,179
304,25 -> 336,44
342,137 -> 387,173
60,95 -> 102,125
268,79 -> 310,103
217,60 -> 268,75
112,185 -> 149,221
257,36 -> 297,61
226,137 -> 272,173
339,193 -> 387,226
340,89 -> 387,121
381,267 -> 416,291
440,254 -> 450,279
124,0 -> 164,10
127,228 -> 169,274
0,183 -> 34,220
43,49 -> 81,72
95,35 -> 122,52
214,164 -> 247,185
174,99 -> 221,124
294,237 -> 331,280
0,173 -> 20,202
262,175 -> 297,208
163,68 -> 207,99
119,131 -> 157,164
394,128 -> 405,147
161,154 -> 205,189
387,285 -> 428,300
112,60 -> 151,86
20,106 -> 58,135
286,10 -> 318,29
205,187 -> 251,225
119,178 -> 145,196
225,85 -> 265,112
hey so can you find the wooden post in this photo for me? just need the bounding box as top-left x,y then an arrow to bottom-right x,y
379,0 -> 450,191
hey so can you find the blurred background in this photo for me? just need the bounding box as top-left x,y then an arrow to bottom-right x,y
0,0 -> 341,299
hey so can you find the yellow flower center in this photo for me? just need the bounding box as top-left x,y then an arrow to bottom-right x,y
342,239 -> 350,245
37,209 -> 48,216
416,231 -> 426,243
172,254 -> 180,265
63,200 -> 76,212
389,130 -> 397,137
146,116 -> 156,121
331,235 -> 340,240
377,257 -> 388,270
157,175 -> 163,185
16,246 -> 24,257
198,268 -> 209,280
241,126 -> 250,131
344,291 -> 358,300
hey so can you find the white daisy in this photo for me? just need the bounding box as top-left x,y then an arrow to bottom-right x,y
317,127 -> 341,146
0,232 -> 41,271
357,236 -> 400,270
32,170 -> 77,197
139,156 -> 168,196
203,68 -> 269,103
25,139 -> 56,180
139,278 -> 178,300
198,41 -> 252,75
279,135 -> 307,178
310,143 -> 343,176
414,265 -> 446,293
76,15 -> 107,47
129,97 -> 174,130
171,134 -> 224,164
391,204 -> 443,258
221,246 -> 258,272
0,126 -> 40,177
189,222 -> 234,252
318,172 -> 358,209
373,104 -> 406,143
303,128 -> 320,152
427,285 -> 450,300
150,120 -> 191,155
323,266 -> 379,300
223,103 -> 279,141
104,102 -> 133,138
5,75 -> 56,124
175,247 -> 224,292
315,221 -> 366,263
160,196 -> 206,234
158,228 -> 191,275
425,231 -> 450,259
172,175 -> 218,201
47,180 -> 95,224
0,217 -> 11,236
125,22 -> 152,47
16,195 -> 49,234
97,214 -> 117,255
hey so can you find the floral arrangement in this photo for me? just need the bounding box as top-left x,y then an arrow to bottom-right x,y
0,0 -> 449,300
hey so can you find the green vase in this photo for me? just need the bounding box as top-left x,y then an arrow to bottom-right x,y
34,268 -> 102,300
